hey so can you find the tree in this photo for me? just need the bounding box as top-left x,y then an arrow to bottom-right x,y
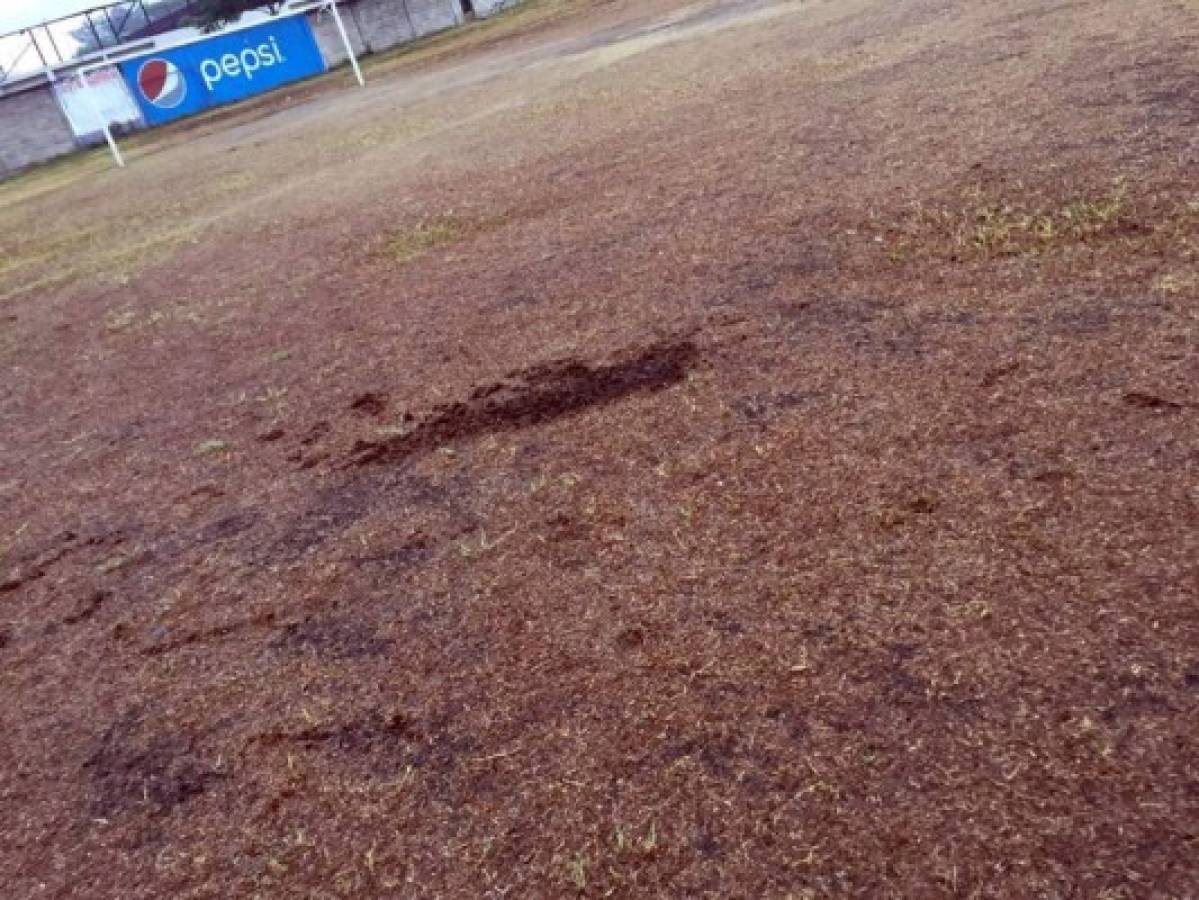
181,0 -> 283,32
68,0 -> 281,53
69,1 -> 198,56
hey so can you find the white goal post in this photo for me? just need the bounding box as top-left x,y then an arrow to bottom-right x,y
78,0 -> 365,170
294,0 -> 366,89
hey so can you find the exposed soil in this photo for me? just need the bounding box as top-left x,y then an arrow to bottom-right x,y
0,0 -> 1197,895
347,338 -> 699,466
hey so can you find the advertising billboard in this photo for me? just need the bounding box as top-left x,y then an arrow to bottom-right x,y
54,66 -> 145,141
119,16 -> 327,127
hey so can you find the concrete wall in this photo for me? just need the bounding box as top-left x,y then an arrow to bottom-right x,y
308,7 -> 368,68
404,0 -> 463,36
308,0 -> 464,67
473,0 -> 519,18
352,0 -> 417,52
0,83 -> 78,178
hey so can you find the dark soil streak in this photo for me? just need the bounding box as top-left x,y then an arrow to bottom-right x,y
1123,391 -> 1185,412
251,709 -> 475,777
64,590 -> 109,626
1,531 -> 81,593
348,340 -> 698,467
142,610 -> 276,657
85,715 -> 226,815
269,617 -> 392,660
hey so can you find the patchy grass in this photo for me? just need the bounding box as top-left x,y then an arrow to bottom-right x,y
195,439 -> 230,455
1,0 -> 1197,897
384,218 -> 467,262
1155,271 -> 1196,295
362,0 -> 592,79
101,294 -> 237,337
965,180 -> 1128,255
878,178 -> 1192,263
0,146 -> 115,214
0,219 -> 205,304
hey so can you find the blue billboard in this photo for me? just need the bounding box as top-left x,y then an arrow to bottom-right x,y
119,17 -> 327,127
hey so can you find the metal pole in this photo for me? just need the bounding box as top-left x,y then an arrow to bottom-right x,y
81,68 -> 125,168
113,2 -> 138,41
327,0 -> 365,87
102,7 -> 120,45
43,25 -> 65,65
28,30 -> 49,69
86,13 -> 104,52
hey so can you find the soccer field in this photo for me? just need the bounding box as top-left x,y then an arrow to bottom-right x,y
1,0 -> 1197,894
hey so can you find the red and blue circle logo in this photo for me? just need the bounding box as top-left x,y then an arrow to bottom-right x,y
137,58 -> 186,109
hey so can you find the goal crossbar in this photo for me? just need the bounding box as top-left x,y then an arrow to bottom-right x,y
78,0 -> 364,169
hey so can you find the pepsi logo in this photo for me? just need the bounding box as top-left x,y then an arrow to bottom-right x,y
137,58 -> 186,109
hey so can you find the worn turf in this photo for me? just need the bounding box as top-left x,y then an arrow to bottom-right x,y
1,0 -> 1197,895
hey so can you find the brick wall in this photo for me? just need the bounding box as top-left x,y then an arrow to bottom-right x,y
0,83 -> 78,177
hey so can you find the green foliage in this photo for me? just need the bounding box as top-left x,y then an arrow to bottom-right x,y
182,1 -> 283,32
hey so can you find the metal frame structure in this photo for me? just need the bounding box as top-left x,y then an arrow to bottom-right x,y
1,2 -> 209,85
77,0 -> 364,169
292,0 -> 365,88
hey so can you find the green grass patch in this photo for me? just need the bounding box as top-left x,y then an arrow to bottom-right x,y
385,218 -> 466,262
965,181 -> 1128,256
878,178 -> 1199,265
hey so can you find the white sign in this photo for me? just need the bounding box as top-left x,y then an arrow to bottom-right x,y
53,66 -> 144,140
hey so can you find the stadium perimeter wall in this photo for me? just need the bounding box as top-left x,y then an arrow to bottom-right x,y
310,0 -> 464,68
0,82 -> 78,178
0,0 -> 478,178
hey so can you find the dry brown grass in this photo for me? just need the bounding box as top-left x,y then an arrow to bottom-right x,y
0,0 -> 1196,896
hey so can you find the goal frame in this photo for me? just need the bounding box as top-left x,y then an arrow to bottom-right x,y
77,0 -> 365,169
